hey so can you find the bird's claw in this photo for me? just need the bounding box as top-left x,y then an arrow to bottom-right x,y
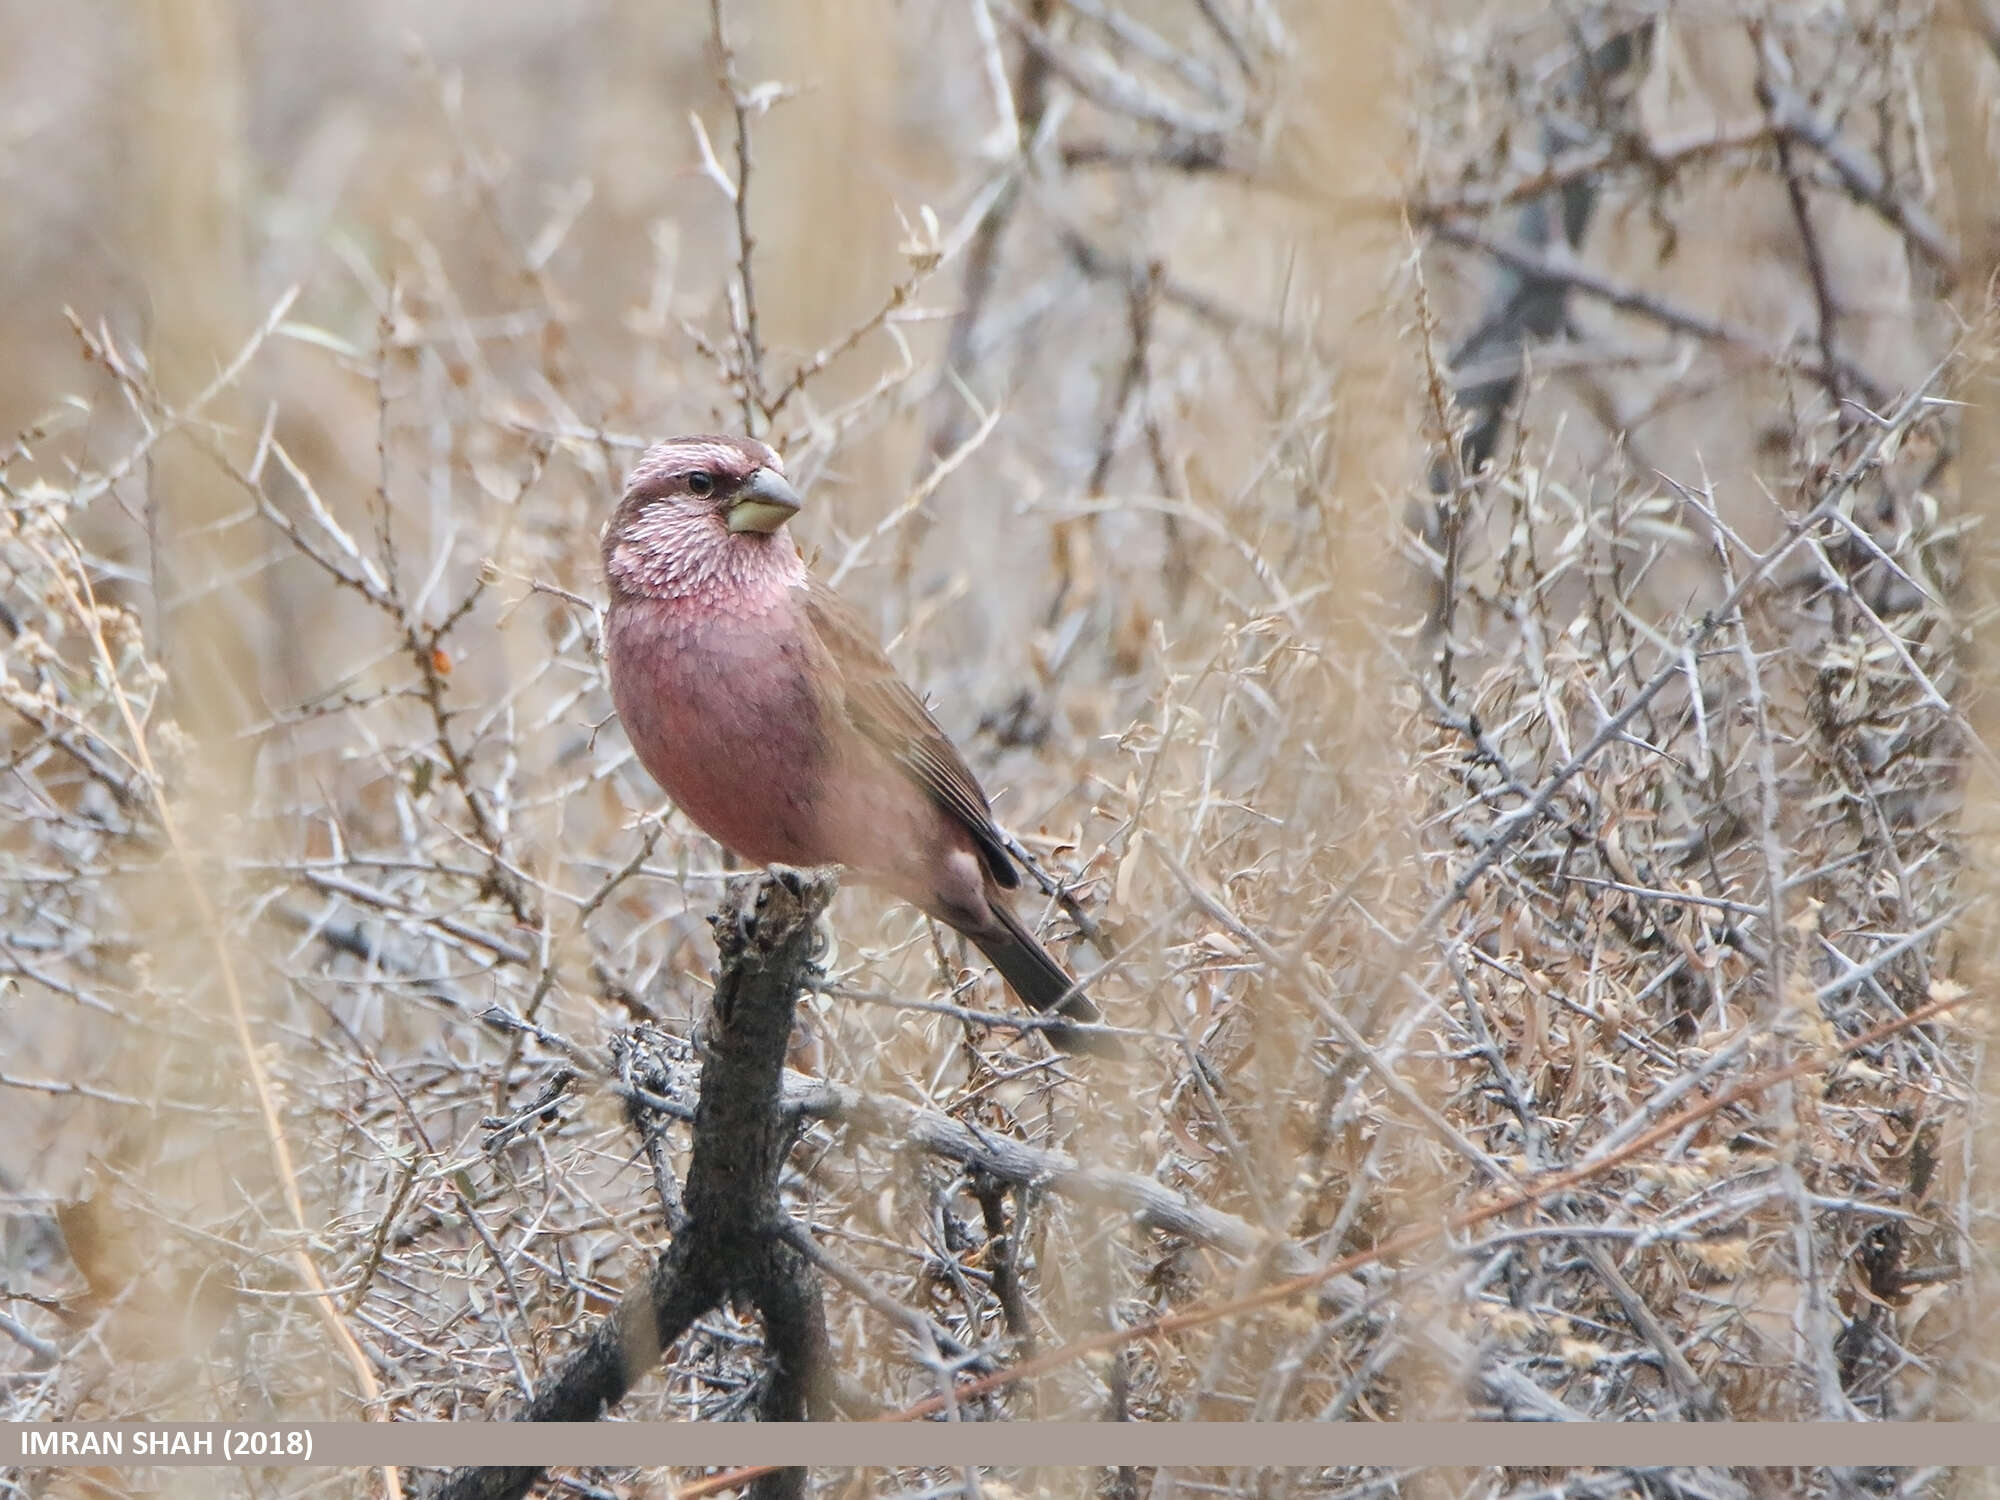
803,910 -> 838,985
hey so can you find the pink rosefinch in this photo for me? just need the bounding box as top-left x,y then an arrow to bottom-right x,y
603,435 -> 1111,1052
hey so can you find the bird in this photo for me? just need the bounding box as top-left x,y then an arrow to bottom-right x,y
601,434 -> 1113,1053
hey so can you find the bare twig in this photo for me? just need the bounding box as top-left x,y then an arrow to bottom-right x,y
709,0 -> 768,432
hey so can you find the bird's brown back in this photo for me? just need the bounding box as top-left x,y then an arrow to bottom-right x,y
798,576 -> 1020,891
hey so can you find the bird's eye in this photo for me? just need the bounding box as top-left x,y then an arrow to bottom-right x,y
686,471 -> 716,498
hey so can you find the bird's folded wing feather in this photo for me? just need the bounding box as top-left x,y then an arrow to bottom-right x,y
800,577 -> 1019,889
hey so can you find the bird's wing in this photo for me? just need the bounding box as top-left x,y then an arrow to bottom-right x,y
800,576 -> 1020,888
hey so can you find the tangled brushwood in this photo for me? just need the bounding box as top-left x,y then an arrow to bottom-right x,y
2,3 -> 1997,1499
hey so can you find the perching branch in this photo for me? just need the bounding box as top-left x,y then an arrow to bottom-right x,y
430,867 -> 839,1500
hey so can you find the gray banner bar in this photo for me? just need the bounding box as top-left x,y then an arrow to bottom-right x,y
9,1423 -> 2000,1469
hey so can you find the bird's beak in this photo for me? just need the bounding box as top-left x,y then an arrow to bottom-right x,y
726,468 -> 802,534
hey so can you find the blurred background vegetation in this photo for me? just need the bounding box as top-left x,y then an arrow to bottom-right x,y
3,1 -> 2000,1497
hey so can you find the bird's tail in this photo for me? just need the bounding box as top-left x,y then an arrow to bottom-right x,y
972,902 -> 1122,1056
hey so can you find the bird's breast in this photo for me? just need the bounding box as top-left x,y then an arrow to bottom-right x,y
606,594 -> 832,867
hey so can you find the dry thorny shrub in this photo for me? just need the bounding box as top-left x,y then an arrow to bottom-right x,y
2,1 -> 1998,1498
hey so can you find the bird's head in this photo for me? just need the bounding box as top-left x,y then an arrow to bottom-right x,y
604,435 -> 804,600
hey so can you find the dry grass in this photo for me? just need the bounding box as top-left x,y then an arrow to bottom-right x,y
1,3 -> 1995,1499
